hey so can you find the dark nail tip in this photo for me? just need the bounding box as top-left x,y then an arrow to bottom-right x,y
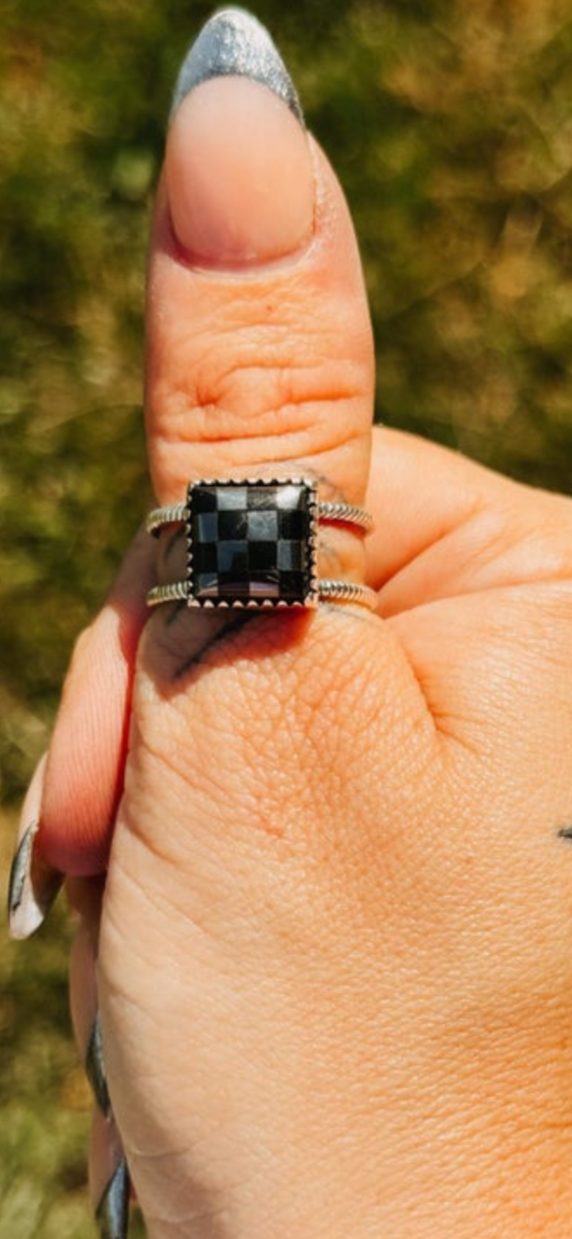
7,821 -> 64,940
171,7 -> 304,125
7,822 -> 36,918
95,1157 -> 130,1239
86,1012 -> 112,1118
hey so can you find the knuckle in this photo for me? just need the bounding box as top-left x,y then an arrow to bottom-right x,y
161,342 -> 369,447
148,303 -> 372,494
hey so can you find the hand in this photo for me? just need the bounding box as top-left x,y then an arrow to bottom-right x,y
9,10 -> 572,1238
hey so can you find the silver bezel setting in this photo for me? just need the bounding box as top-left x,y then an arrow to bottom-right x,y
184,477 -> 320,609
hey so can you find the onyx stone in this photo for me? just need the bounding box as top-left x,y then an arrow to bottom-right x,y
187,480 -> 316,605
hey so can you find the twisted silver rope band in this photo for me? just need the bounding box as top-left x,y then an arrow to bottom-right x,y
147,580 -> 378,610
146,499 -> 373,537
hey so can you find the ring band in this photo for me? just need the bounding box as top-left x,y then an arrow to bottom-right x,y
146,478 -> 376,612
147,579 -> 377,609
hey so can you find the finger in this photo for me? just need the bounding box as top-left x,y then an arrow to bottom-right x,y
7,753 -> 63,938
366,426 -> 572,609
70,920 -> 130,1238
108,12 -> 422,874
70,910 -> 109,1116
388,580 -> 572,832
36,529 -> 154,876
364,426 -> 572,841
145,8 -> 374,590
90,1115 -> 130,1239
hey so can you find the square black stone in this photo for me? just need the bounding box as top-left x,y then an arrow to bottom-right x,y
247,510 -> 278,541
218,509 -> 248,540
186,480 -> 317,606
217,540 -> 249,575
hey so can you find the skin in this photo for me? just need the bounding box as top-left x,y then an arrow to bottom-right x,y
35,73 -> 572,1238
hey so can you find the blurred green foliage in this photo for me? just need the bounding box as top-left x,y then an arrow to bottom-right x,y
1,0 -> 572,1234
2,0 -> 572,798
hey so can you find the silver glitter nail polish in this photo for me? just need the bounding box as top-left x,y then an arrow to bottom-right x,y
95,1157 -> 129,1239
171,7 -> 304,124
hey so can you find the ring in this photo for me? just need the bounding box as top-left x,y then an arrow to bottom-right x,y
146,478 -> 377,611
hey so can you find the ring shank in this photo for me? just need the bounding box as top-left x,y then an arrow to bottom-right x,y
147,580 -> 378,610
146,499 -> 373,537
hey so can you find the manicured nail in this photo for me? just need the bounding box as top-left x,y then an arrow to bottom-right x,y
171,7 -> 304,124
86,1011 -> 111,1118
95,1157 -> 130,1239
8,755 -> 64,939
166,9 -> 314,265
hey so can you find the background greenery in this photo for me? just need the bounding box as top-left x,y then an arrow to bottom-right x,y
2,0 -> 572,1234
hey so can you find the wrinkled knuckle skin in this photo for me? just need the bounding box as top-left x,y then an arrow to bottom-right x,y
150,338 -> 372,489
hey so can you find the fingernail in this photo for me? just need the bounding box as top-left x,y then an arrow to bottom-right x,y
95,1157 -> 130,1239
8,755 -> 64,939
167,8 -> 314,265
172,7 -> 303,123
86,1011 -> 111,1118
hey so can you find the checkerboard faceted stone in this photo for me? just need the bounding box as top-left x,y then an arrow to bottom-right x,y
187,480 -> 316,606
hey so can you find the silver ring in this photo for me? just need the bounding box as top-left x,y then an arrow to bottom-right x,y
146,478 -> 377,612
147,579 -> 378,610
147,497 -> 373,536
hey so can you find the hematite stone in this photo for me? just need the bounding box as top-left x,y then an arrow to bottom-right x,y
187,480 -> 317,606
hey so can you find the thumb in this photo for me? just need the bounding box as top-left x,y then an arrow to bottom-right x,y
31,7 -> 380,881
147,7 -> 374,568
